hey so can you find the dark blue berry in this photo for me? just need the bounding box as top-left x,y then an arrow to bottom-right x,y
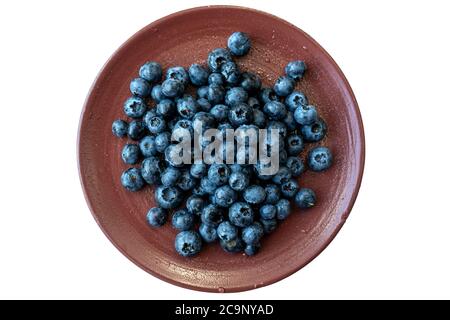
273,76 -> 295,97
301,118 -> 327,142
154,131 -> 171,153
243,185 -> 266,205
156,99 -> 175,118
172,119 -> 193,143
130,77 -> 151,97
286,134 -> 304,155
208,72 -> 224,85
200,177 -> 219,195
121,168 -> 145,192
190,163 -> 207,179
227,32 -> 251,56
295,188 -> 316,208
276,199 -> 291,220
192,111 -> 216,132
283,111 -> 297,131
145,116 -> 166,134
127,120 -> 146,140
207,48 -> 232,72
172,209 -> 195,231
308,146 -> 333,172
151,84 -> 165,102
229,202 -> 254,227
228,171 -> 249,191
259,204 -> 277,220
207,83 -> 225,104
197,98 -> 212,112
161,166 -> 181,187
139,61 -> 162,83
139,135 -> 158,157
225,87 -> 248,107
164,144 -> 185,167
213,185 -> 237,208
166,66 -> 189,85
253,109 -> 267,128
146,207 -> 167,227
112,119 -> 128,138
208,164 -> 230,186
199,223 -> 218,243
294,104 -> 318,125
161,79 -> 184,98
285,91 -> 308,111
244,243 -> 260,256
286,156 -> 305,177
141,156 -> 164,184
186,195 -> 205,216
210,104 -> 229,121
220,61 -> 240,85
197,86 -> 209,99
121,143 -> 140,164
272,166 -> 292,185
228,103 -> 253,127
123,96 -> 147,118
201,204 -> 223,227
176,95 -> 199,119
263,101 -> 287,120
242,223 -> 264,245
285,60 -> 307,80
155,185 -> 183,209
220,237 -> 244,253
264,184 -> 281,204
188,64 -> 209,86
217,221 -> 238,242
259,87 -> 280,104
175,231 -> 202,257
177,170 -> 197,191
240,72 -> 261,94
260,218 -> 277,234
281,179 -> 299,198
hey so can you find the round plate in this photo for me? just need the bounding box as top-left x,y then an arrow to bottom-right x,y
78,6 -> 365,292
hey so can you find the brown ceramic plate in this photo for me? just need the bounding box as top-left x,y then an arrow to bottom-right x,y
78,6 -> 365,292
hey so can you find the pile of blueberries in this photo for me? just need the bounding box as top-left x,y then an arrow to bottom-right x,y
111,32 -> 332,257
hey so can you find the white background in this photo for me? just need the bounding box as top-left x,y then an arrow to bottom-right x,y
0,0 -> 449,300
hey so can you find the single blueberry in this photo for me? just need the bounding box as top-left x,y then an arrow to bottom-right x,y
283,111 -> 297,132
172,119 -> 193,143
145,116 -> 166,134
259,204 -> 277,220
286,134 -> 304,155
199,223 -> 218,243
240,72 -> 261,94
166,66 -> 189,85
229,202 -> 254,227
130,77 -> 151,97
197,86 -> 209,99
208,72 -> 224,86
228,171 -> 250,191
247,96 -> 261,109
227,32 -> 251,56
200,177 -> 219,195
192,111 -> 216,133
186,195 -> 206,216
225,87 -> 248,107
295,188 -> 316,208
207,83 -> 225,105
190,163 -> 207,179
201,204 -> 224,227
243,185 -> 266,205
156,99 -> 176,118
272,166 -> 292,185
208,164 -> 230,186
308,146 -> 333,172
285,60 -> 307,80
174,231 -> 202,257
160,166 -> 181,187
112,119 -> 128,138
139,61 -> 162,83
229,163 -> 252,176
164,144 -> 186,168
273,76 -> 295,97
154,131 -> 171,153
151,84 -> 165,102
242,223 -> 264,245
121,143 -> 140,164
210,104 -> 229,122
294,104 -> 318,125
161,79 -> 184,98
197,98 -> 212,112
155,185 -> 183,209
146,207 -> 168,227
286,156 -> 305,177
285,91 -> 309,111
253,161 -> 274,181
220,237 -> 245,253
228,103 -> 253,127
172,209 -> 195,231
244,243 -> 260,256
188,64 -> 209,86
264,184 -> 281,204
301,118 -> 327,142
141,156 -> 164,184
123,96 -> 147,119
121,168 -> 145,192
276,199 -> 291,220
260,218 -> 277,234
139,135 -> 158,157
127,120 -> 146,140
213,185 -> 237,208
252,109 -> 266,128
176,95 -> 199,119
259,87 -> 280,104
177,170 -> 197,191
220,61 -> 240,85
281,179 -> 300,198
217,221 -> 238,242
263,101 -> 287,120
267,121 -> 288,139
207,48 -> 232,72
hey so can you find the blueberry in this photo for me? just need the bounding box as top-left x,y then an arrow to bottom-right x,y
227,32 -> 251,56
197,86 -> 209,99
230,163 -> 252,176
272,166 -> 292,185
243,185 -> 266,205
160,166 -> 181,186
189,163 -> 206,179
139,61 -> 162,83
242,223 -> 264,245
139,135 -> 157,157
207,164 -> 230,186
308,146 -> 333,172
253,109 -> 267,128
220,237 -> 244,253
192,111 -> 216,132
155,185 -> 183,209
228,171 -> 249,191
207,48 -> 232,72
175,231 -> 202,257
273,76 -> 295,97
207,83 -> 225,105
294,104 -> 318,125
276,199 -> 291,220
295,188 -> 316,208
151,84 -> 165,102
130,77 -> 151,97
279,148 -> 288,164
112,119 -> 128,138
199,223 -> 218,243
253,161 -> 274,181
201,204 -> 223,227
281,179 -> 299,198
121,143 -> 140,164
121,168 -> 145,192
228,103 -> 253,127
210,104 -> 229,121
259,87 -> 280,104
172,209 -> 195,231
286,156 -> 305,177
264,184 -> 281,204
229,202 -> 254,227
259,204 -> 277,220
285,60 -> 307,80
197,98 -> 212,112
188,64 -> 209,86
208,72 -> 224,85
286,134 -> 304,155
267,121 -> 287,139
177,170 -> 197,191
141,156 -> 164,184
123,96 -> 147,118
260,218 -> 277,234
220,61 -> 240,85
166,66 -> 189,85
301,118 -> 327,142
240,72 -> 261,94
146,207 -> 168,227
127,120 -> 146,140
172,119 -> 193,142
285,91 -> 308,111
154,131 -> 171,153
244,243 -> 260,256
161,79 -> 184,98
145,116 -> 166,134
217,221 -> 238,242
186,195 -> 205,216
225,87 -> 248,107
263,101 -> 287,120
283,111 -> 297,132
200,177 -> 219,195
164,144 -> 185,167
213,185 -> 237,208
156,99 -> 175,118
175,95 -> 198,120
